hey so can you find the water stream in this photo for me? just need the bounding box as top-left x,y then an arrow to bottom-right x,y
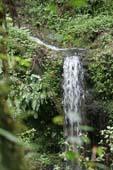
63,55 -> 84,170
30,36 -> 85,52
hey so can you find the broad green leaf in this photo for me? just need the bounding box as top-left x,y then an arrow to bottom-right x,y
53,115 -> 64,125
0,128 -> 21,144
65,151 -> 79,160
81,135 -> 91,144
69,0 -> 87,7
48,4 -> 57,12
95,163 -> 107,170
0,54 -> 8,60
80,125 -> 94,131
87,162 -> 107,169
15,56 -> 30,67
96,147 -> 105,157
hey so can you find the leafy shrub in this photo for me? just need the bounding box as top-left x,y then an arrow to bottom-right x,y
100,126 -> 113,153
8,72 -> 53,118
89,50 -> 113,99
20,128 -> 36,145
17,0 -> 113,47
59,14 -> 113,45
99,126 -> 113,167
7,26 -> 63,119
8,26 -> 37,58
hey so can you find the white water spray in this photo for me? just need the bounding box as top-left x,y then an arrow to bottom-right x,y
63,55 -> 84,170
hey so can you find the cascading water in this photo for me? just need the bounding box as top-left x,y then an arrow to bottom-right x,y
30,36 -> 85,52
63,55 -> 84,170
31,34 -> 85,169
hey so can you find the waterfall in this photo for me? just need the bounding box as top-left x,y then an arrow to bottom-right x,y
63,54 -> 84,170
30,34 -> 85,169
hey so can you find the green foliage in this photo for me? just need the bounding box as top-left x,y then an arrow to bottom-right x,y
89,50 -> 113,99
0,4 -> 30,169
84,162 -> 107,170
6,26 -> 63,119
102,101 -> 113,125
8,72 -> 52,118
53,115 -> 64,125
19,127 -> 64,169
96,126 -> 113,168
59,14 -> 113,46
18,0 -> 113,47
100,126 -> 113,154
3,1 -> 113,170
39,153 -> 51,165
5,26 -> 64,170
68,0 -> 87,8
20,128 -> 36,145
65,151 -> 79,161
8,26 -> 37,58
42,57 -> 63,96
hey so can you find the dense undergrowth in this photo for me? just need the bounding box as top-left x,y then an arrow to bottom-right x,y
0,0 -> 113,169
18,0 -> 113,47
6,25 -> 64,169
